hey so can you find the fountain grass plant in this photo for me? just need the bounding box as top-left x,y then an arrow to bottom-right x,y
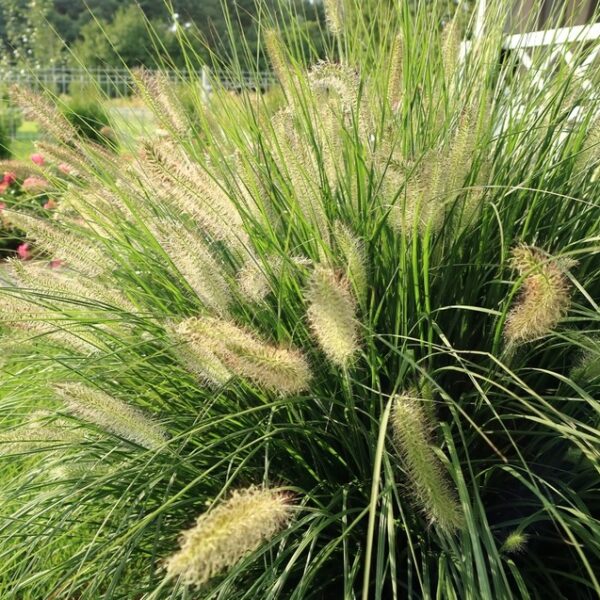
0,0 -> 599,598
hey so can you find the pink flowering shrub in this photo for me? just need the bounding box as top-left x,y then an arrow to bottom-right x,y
0,154 -> 69,259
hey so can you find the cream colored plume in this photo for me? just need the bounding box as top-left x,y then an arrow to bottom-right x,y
54,383 -> 167,450
334,222 -> 368,307
137,140 -> 249,253
173,316 -> 311,394
10,86 -> 78,144
152,221 -> 232,314
8,260 -> 134,313
0,293 -> 100,354
306,265 -> 359,367
165,486 -> 293,586
132,68 -> 189,135
5,212 -> 110,278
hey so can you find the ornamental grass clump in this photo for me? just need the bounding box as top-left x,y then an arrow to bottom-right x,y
0,1 -> 600,598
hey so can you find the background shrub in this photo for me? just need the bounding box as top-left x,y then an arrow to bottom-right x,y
0,112 -> 12,159
61,83 -> 113,146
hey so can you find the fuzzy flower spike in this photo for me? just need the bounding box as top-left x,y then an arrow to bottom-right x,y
391,392 -> 463,532
165,486 -> 293,587
504,244 -> 575,344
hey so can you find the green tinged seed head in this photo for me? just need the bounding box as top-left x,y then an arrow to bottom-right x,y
334,221 -> 368,308
501,531 -> 529,554
391,392 -> 463,532
173,316 -> 311,394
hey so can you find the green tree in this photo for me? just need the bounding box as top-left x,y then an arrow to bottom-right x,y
72,5 -> 185,68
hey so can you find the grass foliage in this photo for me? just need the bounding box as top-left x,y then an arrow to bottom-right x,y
0,1 -> 600,598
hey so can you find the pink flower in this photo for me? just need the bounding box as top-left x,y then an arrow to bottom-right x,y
30,153 -> 45,166
43,198 -> 57,210
3,172 -> 17,185
17,243 -> 31,260
49,259 -> 63,269
22,176 -> 49,191
0,182 -> 8,194
57,163 -> 71,175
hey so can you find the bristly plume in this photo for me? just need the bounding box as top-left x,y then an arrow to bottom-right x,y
387,153 -> 442,237
575,115 -> 600,176
237,256 -> 279,303
388,32 -> 404,110
504,245 -> 575,344
388,105 -> 479,238
570,337 -> 600,384
264,30 -> 294,100
272,110 -> 331,245
10,86 -> 78,144
169,320 -> 233,387
152,220 -> 232,314
0,160 -> 35,180
0,418 -> 83,457
137,140 -> 249,253
233,151 -> 277,228
8,260 -> 135,313
444,104 -> 479,203
501,531 -> 529,554
323,0 -> 344,35
36,136 -> 121,178
308,62 -> 372,145
456,160 -> 491,232
5,212 -> 110,278
391,392 -> 463,532
306,265 -> 359,367
164,486 -> 293,587
174,317 -> 311,394
132,68 -> 189,135
0,293 -> 100,354
441,13 -> 462,88
334,222 -> 368,307
53,383 -> 168,450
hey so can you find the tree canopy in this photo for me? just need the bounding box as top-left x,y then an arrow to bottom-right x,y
0,0 -> 325,69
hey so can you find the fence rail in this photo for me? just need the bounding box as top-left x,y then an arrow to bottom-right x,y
0,66 -> 277,97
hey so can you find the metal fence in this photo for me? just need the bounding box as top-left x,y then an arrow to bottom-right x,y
0,66 -> 277,145
0,66 -> 277,97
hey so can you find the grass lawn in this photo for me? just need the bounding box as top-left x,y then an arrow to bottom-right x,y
11,120 -> 39,160
8,106 -> 156,159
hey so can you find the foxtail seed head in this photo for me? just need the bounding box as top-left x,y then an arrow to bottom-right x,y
306,265 -> 359,367
153,221 -> 232,314
5,212 -> 110,278
174,317 -> 311,394
505,245 -> 575,344
501,530 -> 529,554
10,86 -> 77,144
164,486 -> 293,586
391,392 -> 463,532
54,383 -> 167,450
388,33 -> 404,109
334,222 -> 368,307
323,0 -> 344,34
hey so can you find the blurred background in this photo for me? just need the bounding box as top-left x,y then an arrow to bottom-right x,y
0,0 -> 597,159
